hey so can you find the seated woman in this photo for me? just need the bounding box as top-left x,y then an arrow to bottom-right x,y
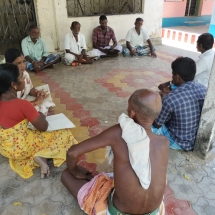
5,48 -> 55,114
5,49 -> 45,103
0,63 -> 77,179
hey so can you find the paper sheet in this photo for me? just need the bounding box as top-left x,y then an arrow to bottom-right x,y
28,113 -> 76,131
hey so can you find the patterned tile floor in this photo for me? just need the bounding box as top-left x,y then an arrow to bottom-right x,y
0,44 -> 214,215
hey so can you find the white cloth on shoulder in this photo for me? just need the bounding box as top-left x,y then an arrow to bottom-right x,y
106,113 -> 151,189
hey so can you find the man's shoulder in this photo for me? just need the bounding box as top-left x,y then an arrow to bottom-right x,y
192,82 -> 207,93
107,26 -> 115,32
22,36 -> 30,43
150,133 -> 169,153
79,32 -> 86,39
37,37 -> 46,44
93,26 -> 100,32
65,32 -> 71,37
127,27 -> 135,33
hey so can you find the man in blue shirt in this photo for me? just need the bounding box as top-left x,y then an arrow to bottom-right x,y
152,57 -> 206,151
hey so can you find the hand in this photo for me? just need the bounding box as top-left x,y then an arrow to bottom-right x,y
76,55 -> 82,63
70,166 -> 93,181
37,90 -> 48,98
158,82 -> 170,91
151,51 -> 157,58
33,62 -> 40,72
35,95 -> 45,105
130,49 -> 137,55
83,54 -> 88,60
38,59 -> 45,66
101,49 -> 109,54
110,45 -> 114,50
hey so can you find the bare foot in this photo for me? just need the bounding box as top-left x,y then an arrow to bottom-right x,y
47,64 -> 55,68
34,156 -> 50,179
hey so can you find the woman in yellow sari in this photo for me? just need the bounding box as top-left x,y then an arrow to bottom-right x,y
0,63 -> 77,179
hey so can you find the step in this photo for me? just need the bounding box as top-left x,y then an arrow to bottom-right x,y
184,21 -> 207,27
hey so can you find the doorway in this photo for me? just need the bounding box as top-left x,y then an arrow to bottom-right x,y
185,0 -> 199,16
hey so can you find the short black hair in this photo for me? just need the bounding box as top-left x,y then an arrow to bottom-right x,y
71,21 -> 80,28
0,63 -> 20,95
28,25 -> 38,32
171,57 -> 196,82
197,33 -> 214,51
99,15 -> 107,21
135,17 -> 143,22
5,48 -> 23,63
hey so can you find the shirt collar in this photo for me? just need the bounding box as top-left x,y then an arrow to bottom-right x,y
70,32 -> 80,41
99,26 -> 109,32
199,49 -> 214,59
27,36 -> 40,43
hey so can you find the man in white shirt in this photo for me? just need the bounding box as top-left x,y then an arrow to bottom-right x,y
123,18 -> 157,58
64,22 -> 93,65
158,33 -> 214,96
194,33 -> 214,87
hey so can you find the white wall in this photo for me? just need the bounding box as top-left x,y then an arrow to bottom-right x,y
35,0 -> 164,52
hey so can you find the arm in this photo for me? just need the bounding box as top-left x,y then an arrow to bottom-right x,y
152,121 -> 162,129
29,88 -> 38,97
158,81 -> 171,90
195,58 -> 207,76
31,113 -> 48,132
93,42 -> 108,53
152,98 -> 172,129
65,49 -> 80,58
66,125 -> 117,179
38,40 -> 48,65
22,100 -> 48,131
147,39 -> 156,58
110,41 -> 117,50
126,41 -> 136,55
125,29 -> 136,55
110,30 -> 117,50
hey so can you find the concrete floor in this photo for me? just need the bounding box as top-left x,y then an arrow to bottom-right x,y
0,45 -> 214,215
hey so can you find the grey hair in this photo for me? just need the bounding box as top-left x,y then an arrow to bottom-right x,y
130,89 -> 160,120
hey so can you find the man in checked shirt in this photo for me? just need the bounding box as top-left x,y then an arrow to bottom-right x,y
152,57 -> 206,151
91,15 -> 122,58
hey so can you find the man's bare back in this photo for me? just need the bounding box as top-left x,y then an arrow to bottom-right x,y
61,89 -> 169,215
104,125 -> 169,214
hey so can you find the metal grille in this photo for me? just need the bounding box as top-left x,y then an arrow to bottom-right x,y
185,0 -> 197,16
0,0 -> 37,55
67,0 -> 143,17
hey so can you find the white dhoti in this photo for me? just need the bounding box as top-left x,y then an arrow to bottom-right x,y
64,53 -> 76,65
89,45 -> 122,58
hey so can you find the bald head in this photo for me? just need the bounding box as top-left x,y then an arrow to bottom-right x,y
129,89 -> 162,121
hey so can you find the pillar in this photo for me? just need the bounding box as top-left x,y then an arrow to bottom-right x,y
194,56 -> 215,159
209,3 -> 215,37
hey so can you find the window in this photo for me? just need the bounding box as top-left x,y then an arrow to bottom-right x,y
67,0 -> 143,17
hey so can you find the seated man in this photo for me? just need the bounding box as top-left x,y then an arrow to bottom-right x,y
159,33 -> 214,96
123,18 -> 157,57
62,89 -> 169,215
152,57 -> 207,151
64,21 -> 93,66
91,15 -> 122,58
21,25 -> 61,73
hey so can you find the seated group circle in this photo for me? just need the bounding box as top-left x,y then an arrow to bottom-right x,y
0,13 -> 214,215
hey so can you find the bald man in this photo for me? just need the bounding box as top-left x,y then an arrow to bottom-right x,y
61,89 -> 169,215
